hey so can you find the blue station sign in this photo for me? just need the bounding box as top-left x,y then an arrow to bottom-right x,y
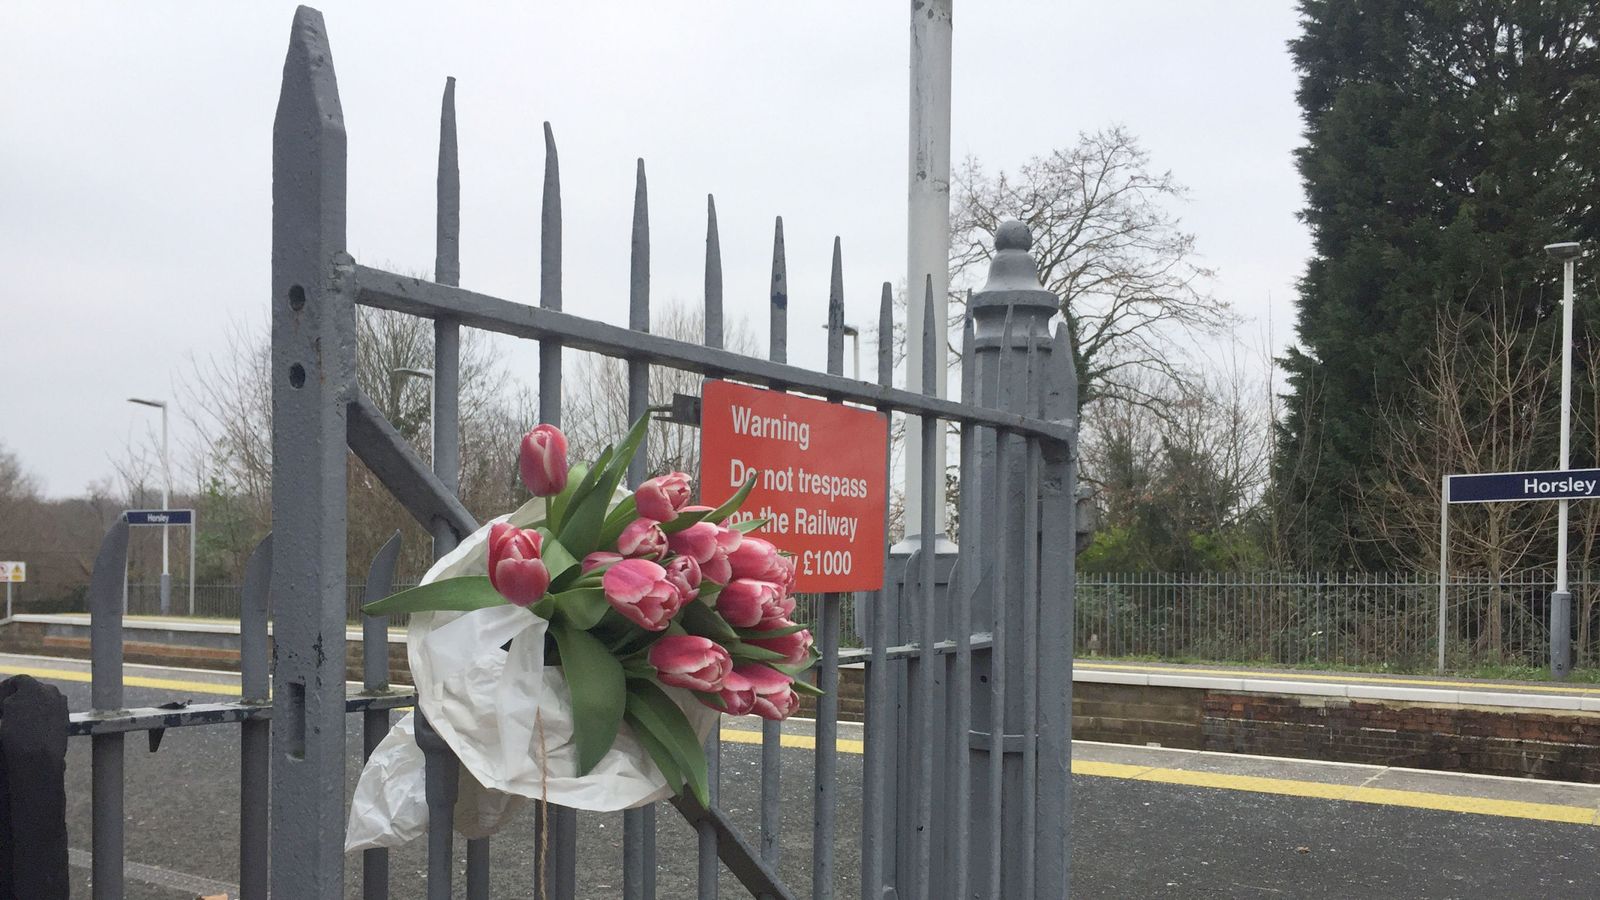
125,509 -> 195,526
1447,469 -> 1600,504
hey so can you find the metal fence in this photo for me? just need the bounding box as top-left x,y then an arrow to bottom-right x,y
120,580 -> 867,645
121,570 -> 1599,673
1076,570 -> 1600,671
67,7 -> 1077,900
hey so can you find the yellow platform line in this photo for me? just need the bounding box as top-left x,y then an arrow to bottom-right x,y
724,729 -> 1600,827
1077,660 -> 1600,696
16,662 -> 1597,827
0,663 -> 240,696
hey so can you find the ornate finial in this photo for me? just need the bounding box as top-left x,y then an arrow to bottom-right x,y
971,218 -> 1057,317
995,220 -> 1032,252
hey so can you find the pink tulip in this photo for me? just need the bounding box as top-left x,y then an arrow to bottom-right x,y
735,664 -> 801,721
617,518 -> 668,559
715,579 -> 789,629
663,555 -> 702,603
635,472 -> 693,522
714,524 -> 743,553
701,550 -> 733,586
728,537 -> 781,581
746,626 -> 814,667
699,668 -> 756,716
519,424 -> 569,497
770,553 -> 797,592
581,551 -> 623,574
649,635 -> 732,692
666,522 -> 719,563
601,559 -> 682,631
487,522 -> 550,607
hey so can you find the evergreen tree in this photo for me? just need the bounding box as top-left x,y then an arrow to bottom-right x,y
1277,0 -> 1600,567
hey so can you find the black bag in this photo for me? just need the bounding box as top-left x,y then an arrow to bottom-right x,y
0,674 -> 69,900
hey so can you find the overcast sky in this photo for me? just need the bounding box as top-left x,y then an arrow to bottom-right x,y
1,1 -> 1308,498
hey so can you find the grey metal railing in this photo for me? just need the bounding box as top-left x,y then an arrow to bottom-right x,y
67,6 -> 1079,899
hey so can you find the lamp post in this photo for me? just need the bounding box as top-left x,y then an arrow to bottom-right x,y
1543,240 -> 1587,679
127,397 -> 172,615
823,324 -> 862,379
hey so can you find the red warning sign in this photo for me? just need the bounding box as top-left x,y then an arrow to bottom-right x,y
699,380 -> 888,592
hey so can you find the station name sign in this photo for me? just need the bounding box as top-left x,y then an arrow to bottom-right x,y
1446,469 -> 1600,504
125,509 -> 195,526
699,380 -> 888,592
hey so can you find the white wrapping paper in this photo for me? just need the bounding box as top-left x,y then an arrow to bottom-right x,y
346,498 -> 718,852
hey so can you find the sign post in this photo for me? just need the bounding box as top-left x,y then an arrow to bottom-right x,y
124,509 -> 197,616
0,562 -> 24,619
699,380 -> 888,593
1441,469 -> 1600,675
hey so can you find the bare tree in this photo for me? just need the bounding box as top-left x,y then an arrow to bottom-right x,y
949,126 -> 1232,414
181,301 -> 535,583
1362,306 -> 1560,656
1077,351 -> 1273,571
562,303 -> 757,480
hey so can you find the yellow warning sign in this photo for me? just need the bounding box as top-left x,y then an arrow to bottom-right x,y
0,562 -> 25,583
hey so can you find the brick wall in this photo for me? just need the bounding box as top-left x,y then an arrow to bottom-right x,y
1200,692 -> 1600,783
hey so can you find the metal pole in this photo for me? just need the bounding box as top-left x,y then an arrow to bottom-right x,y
1552,255 -> 1576,678
904,0 -> 952,542
1438,475 -> 1448,674
160,402 -> 171,616
188,517 -> 196,617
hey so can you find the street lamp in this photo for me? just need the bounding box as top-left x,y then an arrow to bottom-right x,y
127,397 -> 172,615
1543,240 -> 1588,679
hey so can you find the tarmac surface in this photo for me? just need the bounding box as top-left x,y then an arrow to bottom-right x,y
9,653 -> 1600,899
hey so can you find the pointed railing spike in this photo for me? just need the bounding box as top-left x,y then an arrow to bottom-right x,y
921,274 -> 938,397
539,122 -> 563,431
435,77 -> 460,287
827,237 -> 845,377
630,159 -> 650,332
1045,322 -> 1078,423
960,298 -> 976,403
878,282 -> 894,387
770,216 -> 787,363
706,194 -> 723,349
540,122 -> 562,312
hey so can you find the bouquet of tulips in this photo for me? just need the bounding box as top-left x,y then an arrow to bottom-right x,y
364,415 -> 818,807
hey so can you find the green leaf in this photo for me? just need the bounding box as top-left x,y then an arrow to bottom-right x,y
789,678 -> 823,697
549,619 -> 626,776
625,680 -> 708,806
734,622 -> 812,639
678,599 -> 738,642
597,495 -> 640,549
729,642 -> 789,663
659,507 -> 711,535
624,708 -> 687,796
604,415 -> 652,487
556,486 -> 612,559
696,581 -> 724,607
362,576 -> 505,616
538,531 -> 580,581
692,690 -> 727,711
768,660 -> 817,679
544,462 -> 589,532
702,474 -> 758,525
731,517 -> 769,534
550,586 -> 610,631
